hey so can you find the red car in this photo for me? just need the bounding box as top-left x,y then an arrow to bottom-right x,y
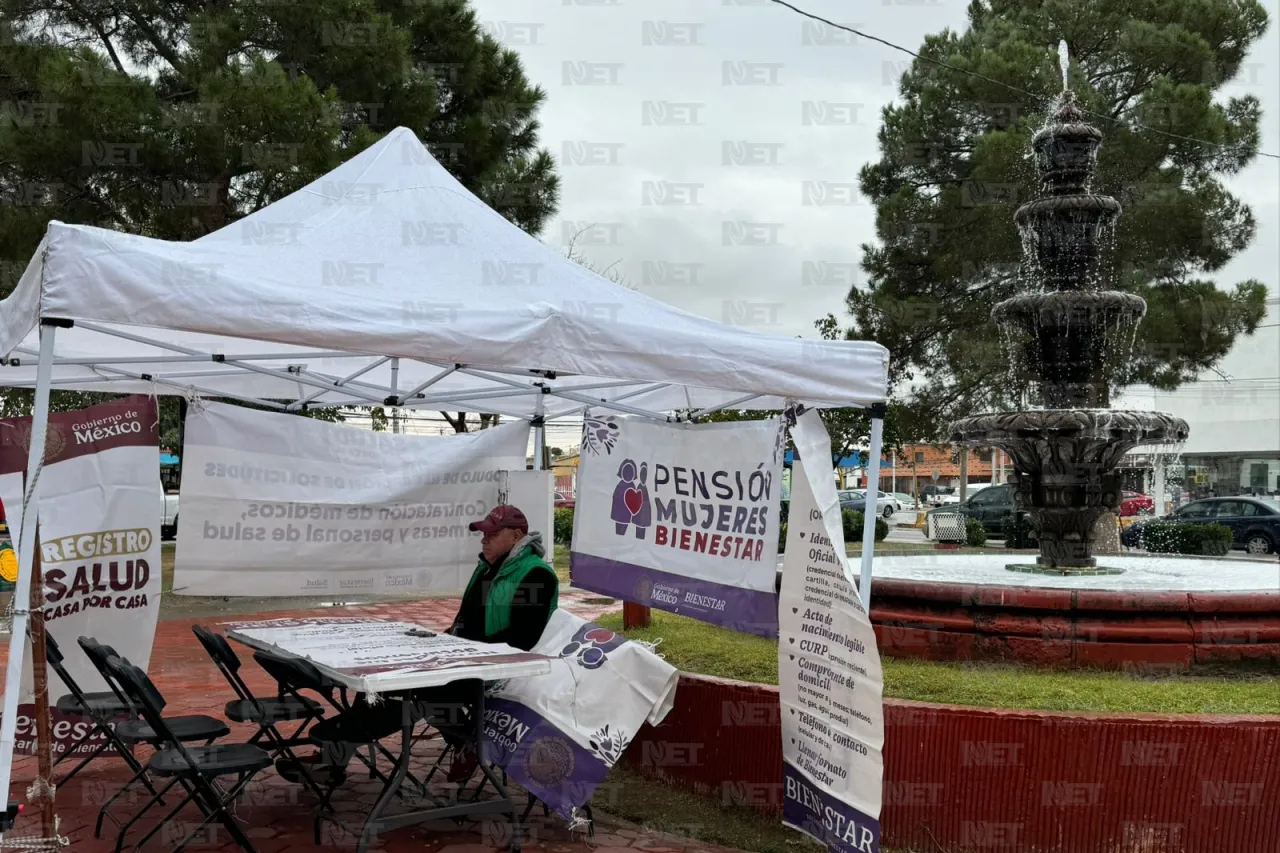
1120,491 -> 1154,517
554,491 -> 575,510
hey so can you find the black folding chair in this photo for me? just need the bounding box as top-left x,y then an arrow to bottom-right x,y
78,638 -> 231,841
43,632 -> 149,791
250,650 -> 429,797
191,626 -> 325,755
103,655 -> 272,853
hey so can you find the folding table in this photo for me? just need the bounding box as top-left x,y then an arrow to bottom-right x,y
224,617 -> 553,853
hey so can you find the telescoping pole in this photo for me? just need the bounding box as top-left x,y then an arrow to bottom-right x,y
857,403 -> 887,612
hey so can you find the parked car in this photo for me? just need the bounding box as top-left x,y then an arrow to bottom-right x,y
161,492 -> 179,540
1119,491 -> 1154,517
892,492 -> 918,511
1120,497 -> 1280,555
838,496 -> 870,516
920,484 -> 958,507
924,483 -> 1027,539
554,491 -> 575,510
840,489 -> 898,519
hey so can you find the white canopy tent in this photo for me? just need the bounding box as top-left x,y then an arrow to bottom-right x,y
0,127 -> 889,805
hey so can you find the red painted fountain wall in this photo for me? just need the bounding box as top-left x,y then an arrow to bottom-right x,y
871,578 -> 1280,672
625,673 -> 1280,853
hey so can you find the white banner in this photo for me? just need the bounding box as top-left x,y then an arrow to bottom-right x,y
0,396 -> 162,757
172,402 -> 530,596
482,609 -> 679,820
779,410 -> 884,853
504,469 -> 555,564
570,415 -> 785,635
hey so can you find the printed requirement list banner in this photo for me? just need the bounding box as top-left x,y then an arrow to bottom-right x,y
570,415 -> 785,636
0,396 -> 162,757
778,410 -> 884,853
173,402 -> 529,597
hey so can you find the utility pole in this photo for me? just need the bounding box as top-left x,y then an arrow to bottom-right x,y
959,447 -> 969,502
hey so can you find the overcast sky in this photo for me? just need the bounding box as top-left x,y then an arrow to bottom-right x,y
466,0 -> 1279,371
459,0 -> 1279,449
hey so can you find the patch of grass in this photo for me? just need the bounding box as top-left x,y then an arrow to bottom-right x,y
551,549 -> 571,584
161,542 -> 174,593
596,611 -> 1280,715
599,765 -> 824,853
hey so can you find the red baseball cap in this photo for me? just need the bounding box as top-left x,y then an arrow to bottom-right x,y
469,505 -> 529,536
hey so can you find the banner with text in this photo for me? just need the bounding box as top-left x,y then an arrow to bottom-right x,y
481,609 -> 679,822
173,402 -> 530,597
570,415 -> 785,636
0,395 -> 162,757
778,410 -> 884,853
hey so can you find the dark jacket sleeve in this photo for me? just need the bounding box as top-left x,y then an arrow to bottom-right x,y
492,566 -> 559,651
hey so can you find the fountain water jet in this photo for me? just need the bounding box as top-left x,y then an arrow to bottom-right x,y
949,71 -> 1189,574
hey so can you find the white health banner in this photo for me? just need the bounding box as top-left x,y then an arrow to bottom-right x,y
779,409 -> 884,853
570,415 -> 785,636
0,396 -> 162,757
172,402 -> 529,597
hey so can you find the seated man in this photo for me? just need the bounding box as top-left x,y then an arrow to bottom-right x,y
449,504 -> 560,650
307,504 -> 560,782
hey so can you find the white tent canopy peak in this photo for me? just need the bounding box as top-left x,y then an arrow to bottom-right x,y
0,127 -> 888,417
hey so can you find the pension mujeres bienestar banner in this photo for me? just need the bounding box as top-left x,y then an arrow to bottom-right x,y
172,402 -> 530,597
0,395 -> 162,757
778,409 -> 885,853
570,415 -> 785,636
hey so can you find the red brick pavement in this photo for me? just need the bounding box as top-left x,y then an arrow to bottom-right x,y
2,593 -> 735,853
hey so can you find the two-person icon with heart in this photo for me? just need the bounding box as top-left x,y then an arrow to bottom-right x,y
611,458 -> 652,539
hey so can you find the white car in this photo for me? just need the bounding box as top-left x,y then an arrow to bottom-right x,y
162,493 -> 179,540
840,489 -> 900,519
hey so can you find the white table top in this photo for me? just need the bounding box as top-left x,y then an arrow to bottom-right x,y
224,616 -> 553,695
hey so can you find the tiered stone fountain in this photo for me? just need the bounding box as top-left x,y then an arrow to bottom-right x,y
863,52 -> 1280,673
949,75 -> 1188,575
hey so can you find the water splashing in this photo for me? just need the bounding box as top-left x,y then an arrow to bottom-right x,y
1058,40 -> 1070,90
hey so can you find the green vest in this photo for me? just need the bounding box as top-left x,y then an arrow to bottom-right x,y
463,543 -> 559,637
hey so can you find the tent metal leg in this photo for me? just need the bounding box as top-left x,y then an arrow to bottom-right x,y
0,320 -> 58,803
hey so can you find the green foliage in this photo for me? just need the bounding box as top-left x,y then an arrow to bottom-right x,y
964,517 -> 988,547
841,1 -> 1270,437
1142,522 -> 1234,556
0,0 -> 560,298
778,521 -> 787,553
841,510 -> 890,543
1002,512 -> 1038,549
0,0 -> 559,440
553,508 -> 575,546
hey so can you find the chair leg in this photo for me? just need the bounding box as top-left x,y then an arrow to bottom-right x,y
137,772 -> 263,853
112,777 -> 181,853
95,759 -> 158,838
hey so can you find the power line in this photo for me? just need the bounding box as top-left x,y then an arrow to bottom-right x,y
766,0 -> 1280,162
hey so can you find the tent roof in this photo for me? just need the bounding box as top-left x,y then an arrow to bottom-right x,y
0,128 -> 888,419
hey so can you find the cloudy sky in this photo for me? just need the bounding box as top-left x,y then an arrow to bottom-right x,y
463,0 -> 1280,449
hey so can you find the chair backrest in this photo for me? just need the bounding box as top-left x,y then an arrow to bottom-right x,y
105,655 -> 201,771
77,636 -> 140,715
41,630 -> 64,666
38,630 -> 96,712
252,649 -> 328,692
192,624 -> 261,706
192,625 -> 241,673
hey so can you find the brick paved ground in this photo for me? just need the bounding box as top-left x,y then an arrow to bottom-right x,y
2,593 -> 735,853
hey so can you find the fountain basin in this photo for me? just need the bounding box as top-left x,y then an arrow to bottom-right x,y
869,553 -> 1280,672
